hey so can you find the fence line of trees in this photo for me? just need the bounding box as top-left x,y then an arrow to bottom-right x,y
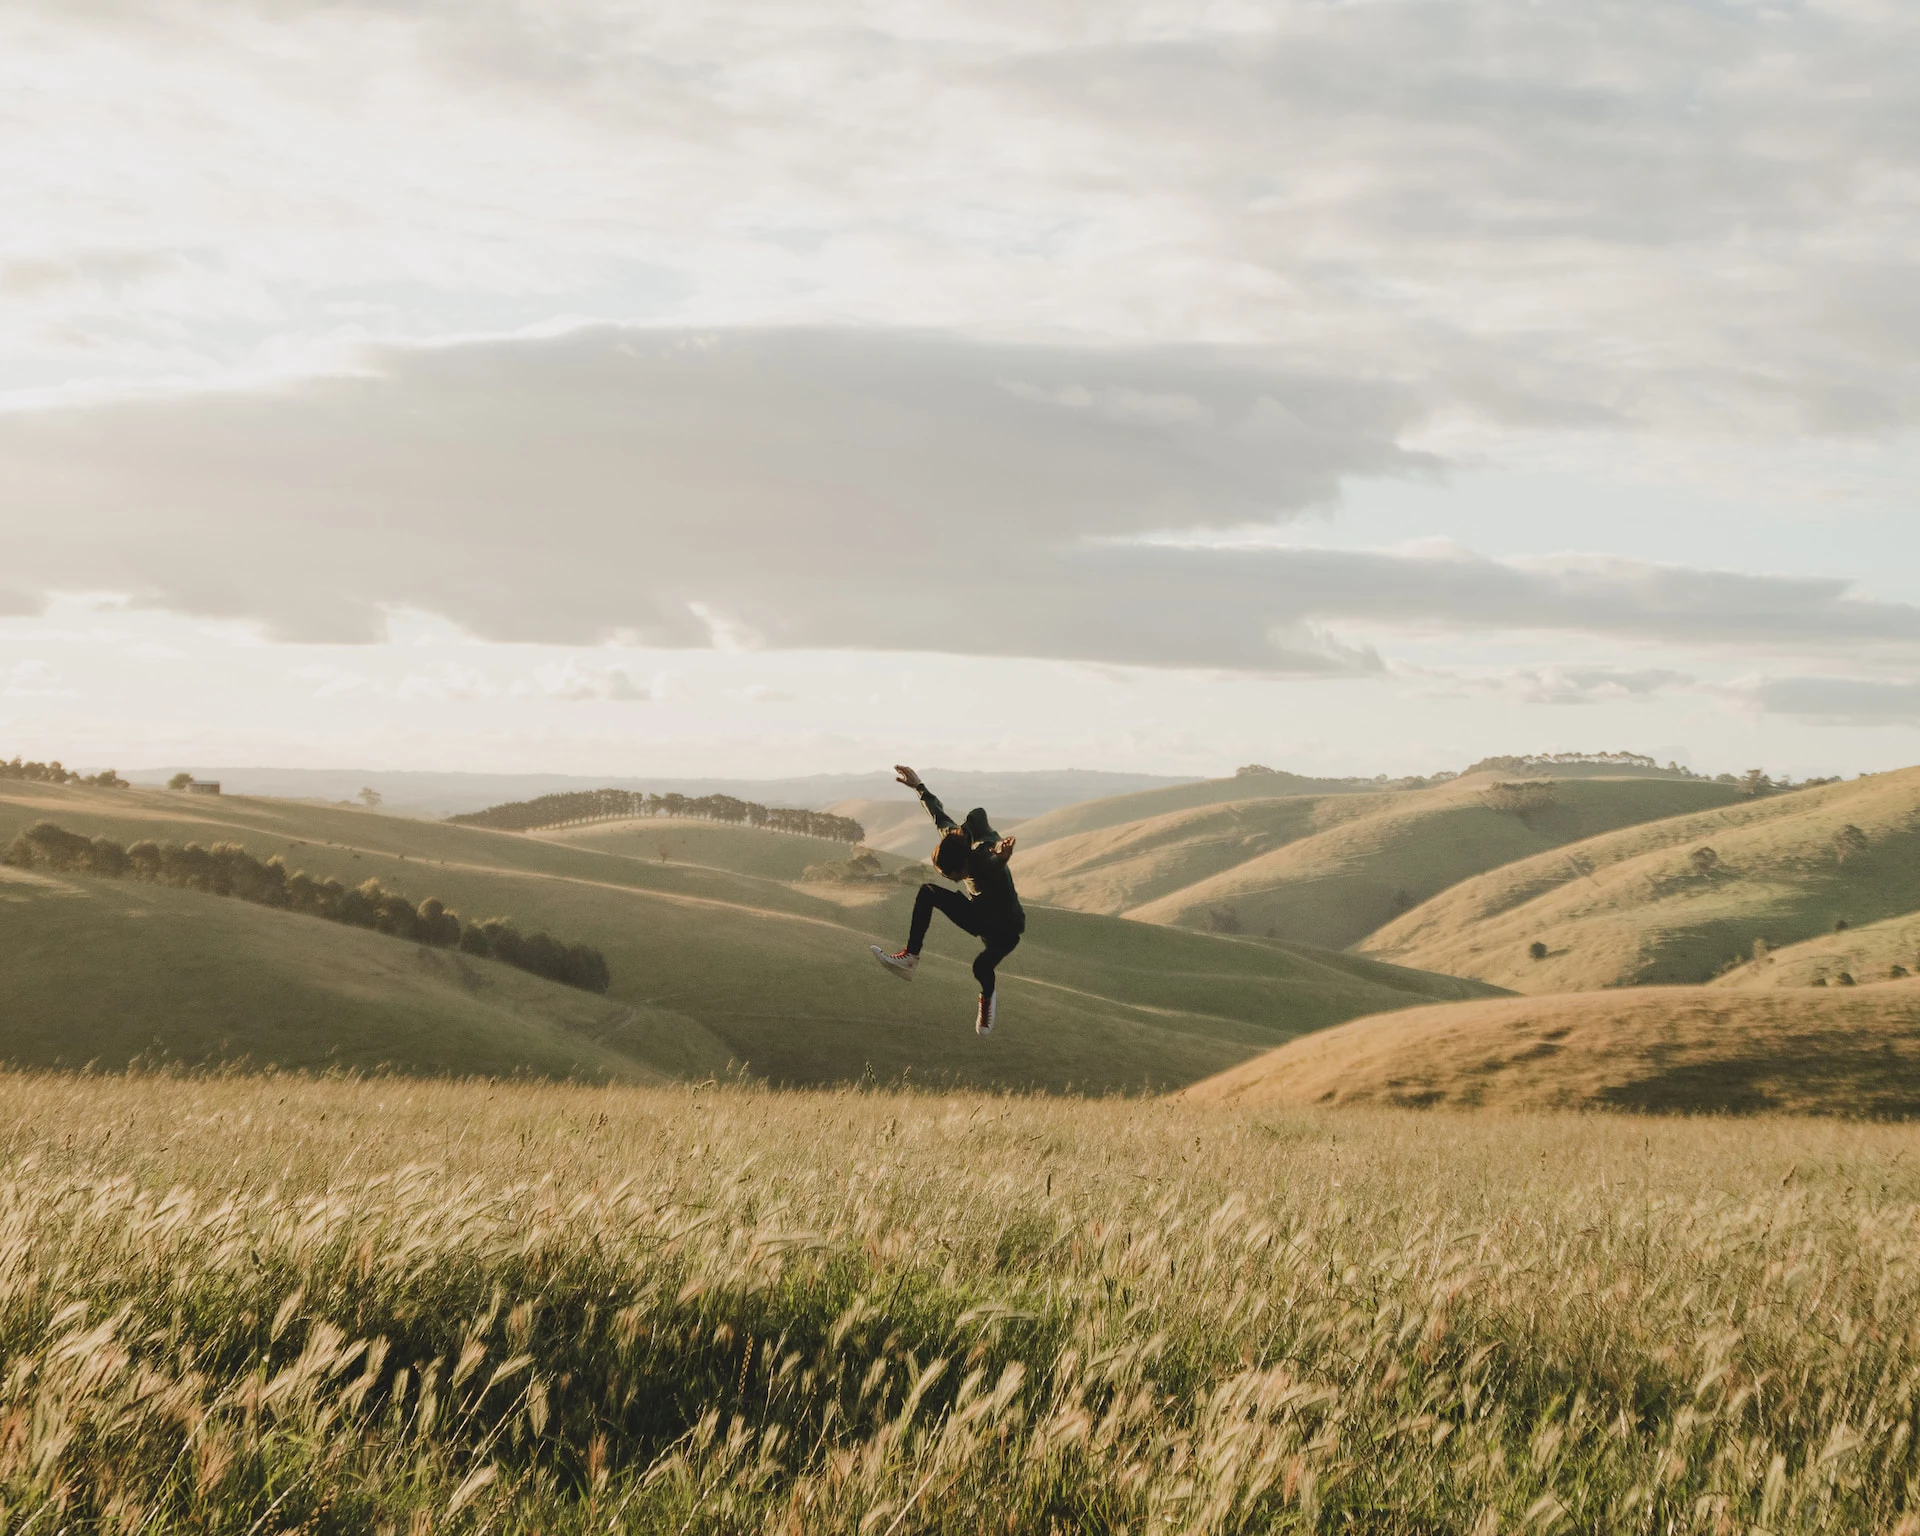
449,789 -> 865,843
2,756 -> 127,788
3,821 -> 610,994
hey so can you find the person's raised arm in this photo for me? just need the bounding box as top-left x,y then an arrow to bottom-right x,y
895,764 -> 955,830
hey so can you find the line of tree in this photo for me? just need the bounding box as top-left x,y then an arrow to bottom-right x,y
3,821 -> 609,994
1465,751 -> 1661,775
449,788 -> 865,843
2,756 -> 127,788
1463,752 -> 1841,794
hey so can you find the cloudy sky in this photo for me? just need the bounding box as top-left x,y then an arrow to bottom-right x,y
4,0 -> 1919,779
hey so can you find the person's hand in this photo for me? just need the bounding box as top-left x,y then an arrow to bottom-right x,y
894,764 -> 922,789
994,836 -> 1016,860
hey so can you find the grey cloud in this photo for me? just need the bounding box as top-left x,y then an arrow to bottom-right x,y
9,1 -> 1920,444
1,326 -> 1916,671
1745,677 -> 1920,727
982,5 -> 1920,434
0,326 -> 1427,657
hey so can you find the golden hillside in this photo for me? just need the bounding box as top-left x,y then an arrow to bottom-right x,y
1181,983 -> 1920,1116
1018,773 -> 1739,949
1364,767 -> 1920,991
1712,909 -> 1920,990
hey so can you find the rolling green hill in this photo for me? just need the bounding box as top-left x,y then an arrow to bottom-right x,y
0,860 -> 717,1079
1365,767 -> 1920,992
0,783 -> 1500,1092
1179,982 -> 1920,1117
1019,774 -> 1743,950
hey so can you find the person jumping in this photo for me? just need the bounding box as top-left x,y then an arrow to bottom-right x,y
870,765 -> 1024,1034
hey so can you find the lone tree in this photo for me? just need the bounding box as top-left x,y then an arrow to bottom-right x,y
1835,823 -> 1870,863
167,772 -> 193,791
1738,768 -> 1773,798
358,787 -> 383,808
1528,940 -> 1548,961
1689,846 -> 1720,876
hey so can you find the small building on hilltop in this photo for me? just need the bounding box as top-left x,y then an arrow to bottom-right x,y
185,779 -> 222,795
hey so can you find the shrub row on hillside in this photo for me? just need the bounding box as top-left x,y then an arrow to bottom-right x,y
450,787 -> 865,842
3,821 -> 610,994
800,850 -> 931,886
2,756 -> 126,788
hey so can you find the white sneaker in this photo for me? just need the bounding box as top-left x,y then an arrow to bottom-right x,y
976,992 -> 997,1034
871,945 -> 918,980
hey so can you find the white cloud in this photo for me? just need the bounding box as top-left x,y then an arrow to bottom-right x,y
1421,665 -> 1696,707
2,660 -> 70,698
400,666 -> 499,703
515,663 -> 650,702
291,664 -> 368,699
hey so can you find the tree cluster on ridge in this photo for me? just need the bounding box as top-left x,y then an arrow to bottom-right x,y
450,788 -> 864,842
3,756 -> 126,788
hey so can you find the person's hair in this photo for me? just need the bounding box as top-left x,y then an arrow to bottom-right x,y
932,828 -> 969,879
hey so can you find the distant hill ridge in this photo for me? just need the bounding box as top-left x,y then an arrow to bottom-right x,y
449,788 -> 865,843
0,780 -> 1495,1091
117,766 -> 1201,820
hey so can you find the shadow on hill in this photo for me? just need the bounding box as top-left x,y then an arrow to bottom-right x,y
1596,1037 -> 1920,1118
1180,984 -> 1920,1118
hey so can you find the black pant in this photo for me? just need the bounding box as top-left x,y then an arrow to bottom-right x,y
907,883 -> 1022,997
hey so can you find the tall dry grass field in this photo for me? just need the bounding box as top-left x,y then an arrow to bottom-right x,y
2,1074 -> 1919,1532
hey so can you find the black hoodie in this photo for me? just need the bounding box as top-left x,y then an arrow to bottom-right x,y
915,783 -> 1025,931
